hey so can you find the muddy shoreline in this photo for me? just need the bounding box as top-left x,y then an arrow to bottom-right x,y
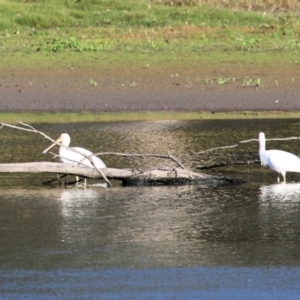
1,66 -> 300,112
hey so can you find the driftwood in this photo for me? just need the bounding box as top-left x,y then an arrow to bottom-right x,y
0,162 -> 245,186
0,122 -> 113,187
0,122 -> 250,186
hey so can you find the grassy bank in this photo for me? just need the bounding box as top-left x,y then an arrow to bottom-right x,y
2,110 -> 300,124
1,0 -> 299,62
0,1 -> 299,119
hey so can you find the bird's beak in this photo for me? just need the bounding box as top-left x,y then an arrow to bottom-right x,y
42,136 -> 62,154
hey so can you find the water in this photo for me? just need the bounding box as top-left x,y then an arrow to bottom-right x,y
1,119 -> 300,299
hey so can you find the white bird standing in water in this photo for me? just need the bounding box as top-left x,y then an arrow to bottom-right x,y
259,132 -> 300,182
43,133 -> 106,184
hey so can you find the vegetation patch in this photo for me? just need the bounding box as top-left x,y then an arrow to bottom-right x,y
1,0 -> 300,56
0,0 -> 299,90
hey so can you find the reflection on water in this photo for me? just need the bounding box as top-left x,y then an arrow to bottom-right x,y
259,183 -> 300,203
58,188 -> 100,218
257,183 -> 300,247
2,119 -> 300,297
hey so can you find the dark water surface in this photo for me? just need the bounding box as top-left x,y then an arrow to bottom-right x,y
1,119 -> 300,299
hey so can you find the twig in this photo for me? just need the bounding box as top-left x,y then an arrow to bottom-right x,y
197,160 -> 260,170
0,121 -> 57,143
92,163 -> 111,187
197,138 -> 257,154
197,144 -> 239,154
197,136 -> 300,155
94,151 -> 186,169
268,137 -> 300,141
94,152 -> 172,158
168,150 -> 185,169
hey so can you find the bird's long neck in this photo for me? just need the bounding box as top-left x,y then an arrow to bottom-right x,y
259,140 -> 265,154
258,133 -> 266,164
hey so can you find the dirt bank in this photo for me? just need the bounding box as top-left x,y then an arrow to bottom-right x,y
1,64 -> 299,112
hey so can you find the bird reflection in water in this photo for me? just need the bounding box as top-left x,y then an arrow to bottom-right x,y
259,183 -> 300,203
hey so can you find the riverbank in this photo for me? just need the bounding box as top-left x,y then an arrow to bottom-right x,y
1,54 -> 300,115
1,1 -> 300,118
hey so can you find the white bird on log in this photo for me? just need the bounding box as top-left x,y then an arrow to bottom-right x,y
259,132 -> 300,182
43,133 -> 106,185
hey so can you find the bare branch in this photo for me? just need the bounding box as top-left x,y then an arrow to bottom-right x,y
197,160 -> 260,170
168,150 -> 185,169
197,138 -> 258,154
0,121 -> 57,143
92,163 -> 111,187
237,138 -> 258,144
94,151 -> 185,169
197,136 -> 300,155
19,122 -> 37,131
197,144 -> 238,154
268,137 -> 300,141
94,151 -> 171,159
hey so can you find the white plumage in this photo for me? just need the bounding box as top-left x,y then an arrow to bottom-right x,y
259,132 -> 300,182
43,133 -> 106,169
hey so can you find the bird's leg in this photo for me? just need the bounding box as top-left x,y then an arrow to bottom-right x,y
56,174 -> 68,185
74,176 -> 87,187
281,172 -> 286,183
277,172 -> 286,183
58,174 -> 68,185
57,173 -> 61,185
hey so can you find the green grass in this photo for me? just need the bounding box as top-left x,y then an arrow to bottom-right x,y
0,1 -> 298,120
0,0 -> 299,93
0,0 -> 274,29
1,0 -> 300,57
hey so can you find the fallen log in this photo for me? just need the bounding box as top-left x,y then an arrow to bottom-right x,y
0,162 -> 245,186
